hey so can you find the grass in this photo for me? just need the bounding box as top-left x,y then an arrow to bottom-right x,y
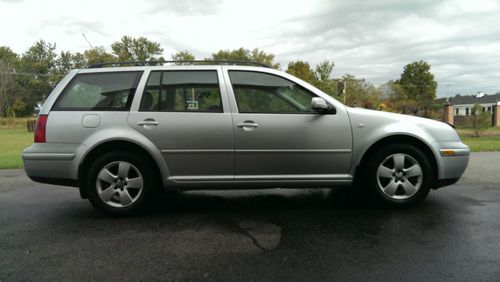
0,127 -> 34,169
456,127 -> 500,152
460,136 -> 500,152
0,118 -> 499,169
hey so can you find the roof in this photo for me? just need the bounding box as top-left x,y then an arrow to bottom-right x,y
447,93 -> 500,105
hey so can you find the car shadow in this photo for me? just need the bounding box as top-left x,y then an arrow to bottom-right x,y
144,188 -> 371,214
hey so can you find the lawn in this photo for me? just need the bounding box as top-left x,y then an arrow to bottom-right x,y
457,127 -> 500,152
461,136 -> 500,152
0,127 -> 34,169
0,121 -> 499,169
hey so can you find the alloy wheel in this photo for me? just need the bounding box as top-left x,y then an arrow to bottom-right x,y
376,153 -> 423,200
95,161 -> 144,208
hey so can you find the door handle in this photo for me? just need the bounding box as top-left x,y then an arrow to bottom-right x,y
137,119 -> 159,126
237,121 -> 259,128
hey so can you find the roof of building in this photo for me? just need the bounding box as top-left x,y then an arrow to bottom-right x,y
447,93 -> 500,105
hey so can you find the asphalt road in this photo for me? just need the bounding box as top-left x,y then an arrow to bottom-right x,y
1,152 -> 499,281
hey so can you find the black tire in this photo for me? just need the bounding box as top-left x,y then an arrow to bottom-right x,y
85,151 -> 158,216
363,143 -> 433,207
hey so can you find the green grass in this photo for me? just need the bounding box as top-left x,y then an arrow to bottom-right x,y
457,127 -> 500,152
0,118 -> 500,169
460,136 -> 500,152
0,127 -> 33,169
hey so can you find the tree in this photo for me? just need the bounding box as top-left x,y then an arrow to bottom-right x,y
315,60 -> 334,82
171,50 -> 195,63
17,40 -> 59,114
314,60 -> 336,96
469,103 -> 491,137
249,48 -> 280,69
398,60 -> 437,117
83,47 -> 115,65
0,47 -> 18,65
285,60 -> 339,96
111,36 -> 164,62
21,40 -> 57,77
56,51 -> 86,73
341,74 -> 380,109
286,60 -> 316,84
72,52 -> 87,69
379,80 -> 413,113
208,47 -> 279,68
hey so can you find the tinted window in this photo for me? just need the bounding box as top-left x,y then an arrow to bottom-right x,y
140,71 -> 222,112
53,72 -> 141,111
229,71 -> 316,114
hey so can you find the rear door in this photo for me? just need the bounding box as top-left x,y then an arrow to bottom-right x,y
128,67 -> 234,181
223,68 -> 352,181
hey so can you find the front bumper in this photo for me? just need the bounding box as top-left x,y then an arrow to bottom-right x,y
432,141 -> 470,188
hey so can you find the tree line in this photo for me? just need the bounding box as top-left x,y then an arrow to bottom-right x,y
0,35 -> 438,117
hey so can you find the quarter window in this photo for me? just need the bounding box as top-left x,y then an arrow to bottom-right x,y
140,71 -> 222,112
53,72 -> 141,111
228,71 -> 317,114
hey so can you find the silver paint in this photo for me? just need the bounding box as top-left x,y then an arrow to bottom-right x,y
23,64 -> 470,194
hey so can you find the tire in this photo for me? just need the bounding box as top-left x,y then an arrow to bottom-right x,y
363,143 -> 432,207
85,151 -> 157,216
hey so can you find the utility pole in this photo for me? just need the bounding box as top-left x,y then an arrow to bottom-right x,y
343,77 -> 347,104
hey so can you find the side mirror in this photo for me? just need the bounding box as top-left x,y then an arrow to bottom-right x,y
311,97 -> 335,114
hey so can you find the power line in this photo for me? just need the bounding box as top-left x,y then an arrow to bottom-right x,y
0,71 -> 65,77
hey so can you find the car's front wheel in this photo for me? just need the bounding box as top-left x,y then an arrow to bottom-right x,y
86,151 -> 156,216
364,143 -> 432,207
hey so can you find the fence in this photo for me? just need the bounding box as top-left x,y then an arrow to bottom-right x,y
26,119 -> 36,132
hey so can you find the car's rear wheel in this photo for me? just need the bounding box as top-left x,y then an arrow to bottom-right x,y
86,151 -> 156,216
364,143 -> 432,207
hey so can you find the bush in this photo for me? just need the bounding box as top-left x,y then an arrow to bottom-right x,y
468,103 -> 491,137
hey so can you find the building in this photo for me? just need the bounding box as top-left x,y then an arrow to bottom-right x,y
446,92 -> 500,116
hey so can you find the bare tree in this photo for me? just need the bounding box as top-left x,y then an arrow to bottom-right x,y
0,60 -> 16,117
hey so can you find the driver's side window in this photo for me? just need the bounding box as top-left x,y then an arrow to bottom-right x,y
228,71 -> 316,114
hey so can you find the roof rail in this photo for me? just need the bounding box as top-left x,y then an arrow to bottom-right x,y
86,60 -> 272,69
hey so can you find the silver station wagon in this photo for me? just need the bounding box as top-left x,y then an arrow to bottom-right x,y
22,61 -> 470,215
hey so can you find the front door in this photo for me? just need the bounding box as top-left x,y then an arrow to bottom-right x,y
225,70 -> 352,180
128,69 -> 234,181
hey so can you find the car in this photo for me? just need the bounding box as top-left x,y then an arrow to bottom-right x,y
22,61 -> 470,215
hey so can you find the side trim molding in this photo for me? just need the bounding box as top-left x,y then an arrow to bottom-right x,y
161,149 -> 233,154
161,149 -> 352,154
22,153 -> 76,161
170,174 -> 352,182
235,149 -> 351,154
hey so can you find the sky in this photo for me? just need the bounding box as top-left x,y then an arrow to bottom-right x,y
1,0 -> 499,97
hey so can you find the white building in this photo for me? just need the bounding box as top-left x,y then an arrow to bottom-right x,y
447,92 -> 500,116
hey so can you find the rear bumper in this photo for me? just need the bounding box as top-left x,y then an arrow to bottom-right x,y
27,176 -> 78,187
22,143 -> 86,186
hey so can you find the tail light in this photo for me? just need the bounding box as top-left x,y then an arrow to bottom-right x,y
34,114 -> 48,143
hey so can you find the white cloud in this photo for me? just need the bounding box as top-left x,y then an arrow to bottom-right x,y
0,0 -> 498,96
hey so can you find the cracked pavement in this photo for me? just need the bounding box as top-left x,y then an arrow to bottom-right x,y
1,152 -> 500,281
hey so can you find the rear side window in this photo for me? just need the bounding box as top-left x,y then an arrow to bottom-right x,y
140,71 -> 222,112
53,71 -> 142,111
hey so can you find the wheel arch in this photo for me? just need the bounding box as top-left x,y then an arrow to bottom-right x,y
355,134 -> 439,188
78,140 -> 165,199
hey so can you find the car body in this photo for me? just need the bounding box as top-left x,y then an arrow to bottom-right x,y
22,62 -> 470,215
